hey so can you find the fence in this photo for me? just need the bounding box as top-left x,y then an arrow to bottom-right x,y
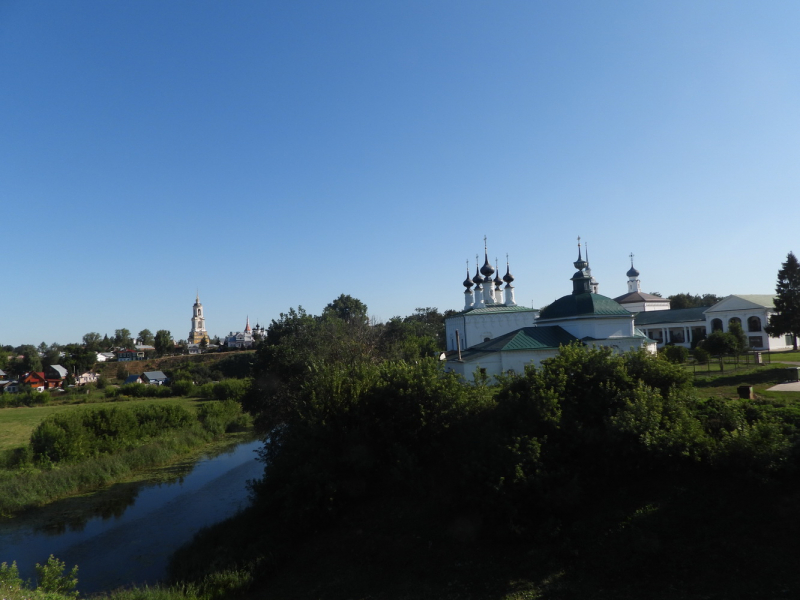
689,351 -> 770,376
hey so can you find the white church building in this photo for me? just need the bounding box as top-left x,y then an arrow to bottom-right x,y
445,241 -> 656,380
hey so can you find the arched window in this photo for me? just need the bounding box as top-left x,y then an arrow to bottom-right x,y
729,317 -> 742,329
748,316 -> 762,332
711,318 -> 723,332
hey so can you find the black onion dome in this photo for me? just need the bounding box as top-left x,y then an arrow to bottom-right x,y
473,265 -> 484,284
627,264 -> 640,277
463,267 -> 474,290
503,265 -> 514,284
493,270 -> 503,287
480,254 -> 495,278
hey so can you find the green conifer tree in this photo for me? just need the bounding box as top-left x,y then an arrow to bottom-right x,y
766,251 -> 800,351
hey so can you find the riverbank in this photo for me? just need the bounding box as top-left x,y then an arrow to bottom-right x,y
0,434 -> 263,596
0,400 -> 251,517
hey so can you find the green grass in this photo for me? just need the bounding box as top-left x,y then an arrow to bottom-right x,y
765,349 -> 800,362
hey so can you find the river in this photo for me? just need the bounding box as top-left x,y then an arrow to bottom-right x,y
0,438 -> 263,594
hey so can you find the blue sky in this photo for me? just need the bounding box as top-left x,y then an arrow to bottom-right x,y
2,1 -> 800,347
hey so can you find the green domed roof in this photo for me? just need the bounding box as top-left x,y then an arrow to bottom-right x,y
539,292 -> 631,320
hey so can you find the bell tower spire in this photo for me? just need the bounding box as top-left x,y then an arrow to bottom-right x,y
189,293 -> 210,344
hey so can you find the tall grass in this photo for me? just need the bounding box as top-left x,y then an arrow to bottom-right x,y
0,429 -> 211,515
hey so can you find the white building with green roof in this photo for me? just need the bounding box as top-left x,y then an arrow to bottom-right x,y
445,242 -> 656,380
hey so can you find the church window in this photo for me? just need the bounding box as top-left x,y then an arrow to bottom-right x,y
728,317 -> 742,328
711,319 -> 723,332
748,316 -> 762,332
749,336 -> 763,348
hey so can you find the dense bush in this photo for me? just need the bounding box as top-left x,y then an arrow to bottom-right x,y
662,344 -> 689,363
197,400 -> 249,436
30,404 -> 195,464
692,346 -> 710,363
248,342 -> 799,539
198,379 -> 252,402
0,390 -> 49,408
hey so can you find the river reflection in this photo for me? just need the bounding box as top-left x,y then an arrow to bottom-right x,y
0,438 -> 263,594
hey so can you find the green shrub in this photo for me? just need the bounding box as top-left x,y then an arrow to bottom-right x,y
662,344 -> 689,364
197,400 -> 244,436
30,404 -> 196,464
35,555 -> 78,599
692,347 -> 710,363
171,380 -> 196,396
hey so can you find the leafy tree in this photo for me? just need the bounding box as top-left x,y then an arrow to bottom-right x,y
42,346 -> 62,369
322,294 -> 368,324
662,344 -> 689,363
83,332 -> 102,351
154,330 -> 174,357
114,328 -> 133,348
101,333 -> 111,350
62,344 -> 97,374
766,251 -> 800,350
668,293 -> 721,310
138,329 -> 155,345
728,320 -> 748,352
10,345 -> 42,376
702,331 -> 739,356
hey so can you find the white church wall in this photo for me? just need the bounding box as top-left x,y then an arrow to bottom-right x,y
445,310 -> 537,351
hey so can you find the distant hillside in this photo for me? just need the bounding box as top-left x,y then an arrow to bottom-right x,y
96,350 -> 256,380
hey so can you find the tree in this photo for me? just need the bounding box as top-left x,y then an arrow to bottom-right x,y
82,332 -> 102,351
62,344 -> 97,374
154,330 -> 173,357
114,329 -> 133,349
728,320 -> 748,353
322,294 -> 368,325
668,293 -> 721,310
766,251 -> 800,351
10,345 -> 42,377
138,329 -> 155,345
702,331 -> 739,356
42,345 -> 62,369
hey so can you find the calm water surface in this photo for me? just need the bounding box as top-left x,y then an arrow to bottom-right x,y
0,438 -> 263,594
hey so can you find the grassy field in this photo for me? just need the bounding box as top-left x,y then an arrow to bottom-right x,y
0,396 -> 207,453
690,362 -> 800,399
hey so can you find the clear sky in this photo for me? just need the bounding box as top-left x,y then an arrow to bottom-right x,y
2,1 -> 800,347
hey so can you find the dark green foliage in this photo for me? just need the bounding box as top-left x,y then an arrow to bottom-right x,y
197,400 -> 246,436
10,344 -> 42,377
155,329 -> 174,357
114,328 -> 134,348
668,293 -> 721,309
322,294 -> 369,324
197,379 -> 251,402
171,380 -> 196,396
30,404 -> 195,464
701,330 -> 740,355
692,346 -> 710,363
766,251 -> 800,350
662,344 -> 689,363
0,389 -> 50,408
109,383 -> 175,398
728,319 -> 748,351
